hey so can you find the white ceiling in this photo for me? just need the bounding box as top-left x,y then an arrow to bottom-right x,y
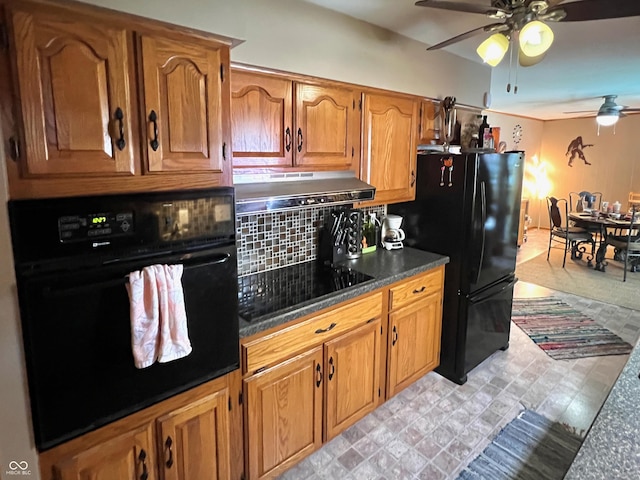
302,0 -> 640,121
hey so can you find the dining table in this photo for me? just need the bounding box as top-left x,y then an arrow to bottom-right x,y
569,211 -> 637,271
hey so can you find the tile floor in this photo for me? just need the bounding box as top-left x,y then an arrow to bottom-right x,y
277,228 -> 640,480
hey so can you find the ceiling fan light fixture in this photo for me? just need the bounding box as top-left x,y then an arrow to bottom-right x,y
476,33 -> 509,67
596,113 -> 619,126
519,20 -> 554,57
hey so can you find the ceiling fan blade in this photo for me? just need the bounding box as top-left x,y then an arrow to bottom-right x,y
552,0 -> 640,22
542,0 -> 569,7
427,23 -> 508,50
621,108 -> 640,113
563,110 -> 598,114
415,1 -> 507,16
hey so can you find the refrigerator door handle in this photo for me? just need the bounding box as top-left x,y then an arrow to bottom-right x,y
468,277 -> 518,305
474,181 -> 487,284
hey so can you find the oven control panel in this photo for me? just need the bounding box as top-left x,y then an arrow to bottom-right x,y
58,212 -> 134,243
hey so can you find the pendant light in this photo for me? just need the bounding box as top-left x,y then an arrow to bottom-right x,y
596,114 -> 619,127
519,20 -> 554,57
476,33 -> 509,67
596,96 -> 621,126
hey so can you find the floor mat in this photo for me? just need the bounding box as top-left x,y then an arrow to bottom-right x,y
457,410 -> 583,480
511,297 -> 633,360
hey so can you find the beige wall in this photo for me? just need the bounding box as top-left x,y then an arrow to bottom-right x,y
540,115 -> 640,209
78,0 -> 491,107
0,136 -> 38,475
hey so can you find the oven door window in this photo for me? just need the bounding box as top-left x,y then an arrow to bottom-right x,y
19,245 -> 239,451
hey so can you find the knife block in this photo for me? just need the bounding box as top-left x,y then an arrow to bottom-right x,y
318,226 -> 347,267
318,209 -> 363,266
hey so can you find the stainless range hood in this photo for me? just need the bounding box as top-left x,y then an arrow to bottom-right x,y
234,171 -> 376,213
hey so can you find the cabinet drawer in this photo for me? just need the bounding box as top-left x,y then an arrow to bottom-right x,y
389,266 -> 444,311
242,292 -> 382,374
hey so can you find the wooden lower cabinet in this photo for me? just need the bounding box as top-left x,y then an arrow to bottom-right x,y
387,293 -> 442,398
244,348 -> 324,480
39,374 -> 234,480
324,319 -> 381,441
241,269 -> 444,479
53,424 -> 156,480
156,390 -> 231,480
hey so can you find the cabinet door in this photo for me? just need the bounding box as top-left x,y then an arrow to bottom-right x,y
54,424 -> 156,480
387,293 -> 442,398
230,71 -> 293,168
140,34 -> 230,176
9,5 -> 136,176
245,347 -> 323,480
156,389 -> 231,480
295,83 -> 359,170
418,100 -> 439,145
324,319 -> 381,441
361,92 -> 418,205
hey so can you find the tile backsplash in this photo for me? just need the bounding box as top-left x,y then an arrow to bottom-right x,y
236,204 -> 386,276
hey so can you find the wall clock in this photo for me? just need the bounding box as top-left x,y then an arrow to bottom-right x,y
512,124 -> 523,147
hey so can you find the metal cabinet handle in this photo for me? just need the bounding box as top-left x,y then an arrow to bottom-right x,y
413,286 -> 426,294
8,136 -> 19,161
139,449 -> 149,480
316,363 -> 322,387
165,436 -> 174,468
114,107 -> 126,151
315,322 -> 337,334
297,127 -> 303,152
285,127 -> 292,152
328,356 -> 335,381
149,110 -> 159,151
392,326 -> 398,346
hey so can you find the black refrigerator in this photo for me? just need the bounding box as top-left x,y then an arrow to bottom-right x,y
388,151 -> 524,384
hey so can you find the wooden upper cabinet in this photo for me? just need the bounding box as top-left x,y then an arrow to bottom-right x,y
156,390 -> 231,480
418,100 -> 440,145
361,92 -> 419,206
230,70 -> 359,172
4,1 -> 235,198
139,34 -> 230,174
230,71 -> 293,168
8,4 -> 136,177
294,83 -> 358,169
53,423 -> 156,480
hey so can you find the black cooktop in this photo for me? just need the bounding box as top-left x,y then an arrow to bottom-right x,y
237,261 -> 374,322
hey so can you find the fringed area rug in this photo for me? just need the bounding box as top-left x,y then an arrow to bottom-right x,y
512,297 -> 633,360
457,410 -> 582,480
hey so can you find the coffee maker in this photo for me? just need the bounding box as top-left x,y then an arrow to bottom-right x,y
381,214 -> 405,250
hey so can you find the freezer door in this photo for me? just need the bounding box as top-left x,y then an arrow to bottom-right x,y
468,153 -> 524,293
464,276 -> 517,376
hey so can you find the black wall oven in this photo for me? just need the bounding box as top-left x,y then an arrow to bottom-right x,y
9,188 -> 239,451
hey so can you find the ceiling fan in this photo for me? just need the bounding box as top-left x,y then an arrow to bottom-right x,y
415,0 -> 640,67
565,95 -> 640,126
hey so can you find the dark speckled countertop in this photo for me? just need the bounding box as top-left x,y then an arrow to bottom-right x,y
564,337 -> 640,479
238,247 -> 449,338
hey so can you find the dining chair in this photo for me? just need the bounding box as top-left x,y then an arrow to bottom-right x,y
569,191 -> 602,212
547,196 -> 595,268
605,206 -> 640,281
569,191 -> 603,242
629,192 -> 640,210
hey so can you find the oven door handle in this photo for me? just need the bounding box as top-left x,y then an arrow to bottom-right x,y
42,253 -> 231,298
